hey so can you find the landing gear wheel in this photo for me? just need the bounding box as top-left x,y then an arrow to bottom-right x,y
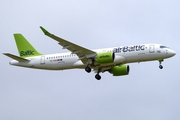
159,65 -> 163,69
95,74 -> 101,80
85,67 -> 91,73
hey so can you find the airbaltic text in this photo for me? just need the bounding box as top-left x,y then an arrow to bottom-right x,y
113,45 -> 145,53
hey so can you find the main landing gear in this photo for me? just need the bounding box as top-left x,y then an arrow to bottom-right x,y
85,66 -> 101,80
95,68 -> 101,80
158,59 -> 164,69
85,66 -> 91,73
95,74 -> 101,80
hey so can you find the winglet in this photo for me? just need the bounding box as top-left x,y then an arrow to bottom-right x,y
40,26 -> 51,35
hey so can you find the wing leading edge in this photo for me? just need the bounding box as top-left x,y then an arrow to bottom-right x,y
40,26 -> 96,64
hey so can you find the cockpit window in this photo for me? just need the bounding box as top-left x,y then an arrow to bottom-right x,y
160,45 -> 169,48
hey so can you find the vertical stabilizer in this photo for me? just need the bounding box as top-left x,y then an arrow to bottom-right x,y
14,34 -> 42,58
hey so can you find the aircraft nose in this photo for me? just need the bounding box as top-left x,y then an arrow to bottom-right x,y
169,49 -> 176,57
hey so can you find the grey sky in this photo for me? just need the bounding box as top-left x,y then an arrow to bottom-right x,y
1,0 -> 180,120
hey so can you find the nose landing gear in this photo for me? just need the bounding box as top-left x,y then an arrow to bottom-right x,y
158,58 -> 164,69
159,64 -> 163,69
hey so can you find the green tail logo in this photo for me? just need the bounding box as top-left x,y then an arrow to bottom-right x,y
20,50 -> 34,57
14,34 -> 43,58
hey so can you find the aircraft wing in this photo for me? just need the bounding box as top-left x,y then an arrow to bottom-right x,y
40,26 -> 96,64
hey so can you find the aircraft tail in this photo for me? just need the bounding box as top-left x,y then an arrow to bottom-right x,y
14,34 -> 42,58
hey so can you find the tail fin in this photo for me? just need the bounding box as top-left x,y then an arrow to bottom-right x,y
14,34 -> 42,58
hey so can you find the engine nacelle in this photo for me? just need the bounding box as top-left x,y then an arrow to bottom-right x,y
111,64 -> 130,76
96,52 -> 115,64
113,55 -> 126,63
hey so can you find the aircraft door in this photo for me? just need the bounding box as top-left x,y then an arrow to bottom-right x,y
40,56 -> 45,64
149,45 -> 155,53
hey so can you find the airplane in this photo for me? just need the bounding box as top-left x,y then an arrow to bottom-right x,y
3,26 -> 176,80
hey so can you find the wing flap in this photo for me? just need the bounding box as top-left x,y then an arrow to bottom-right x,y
3,53 -> 29,62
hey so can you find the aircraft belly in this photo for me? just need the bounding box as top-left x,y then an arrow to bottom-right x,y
40,57 -> 83,70
73,60 -> 85,68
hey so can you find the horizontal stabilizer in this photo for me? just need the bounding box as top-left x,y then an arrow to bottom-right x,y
3,53 -> 29,62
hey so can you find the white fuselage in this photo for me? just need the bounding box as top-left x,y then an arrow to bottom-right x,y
10,44 -> 176,70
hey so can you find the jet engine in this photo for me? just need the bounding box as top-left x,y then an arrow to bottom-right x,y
110,64 -> 130,76
95,52 -> 115,64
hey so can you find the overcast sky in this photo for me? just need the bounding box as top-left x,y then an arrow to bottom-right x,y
1,0 -> 180,120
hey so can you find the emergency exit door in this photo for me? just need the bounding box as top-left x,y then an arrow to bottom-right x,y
149,45 -> 155,53
40,56 -> 45,64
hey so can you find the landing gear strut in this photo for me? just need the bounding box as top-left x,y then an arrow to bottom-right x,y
158,59 -> 164,69
85,66 -> 91,73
